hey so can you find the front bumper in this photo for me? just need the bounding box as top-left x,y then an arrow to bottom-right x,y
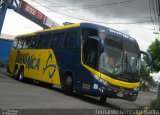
92,80 -> 139,101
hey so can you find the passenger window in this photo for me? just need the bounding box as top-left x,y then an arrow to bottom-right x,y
37,36 -> 45,49
17,38 -> 24,49
37,34 -> 52,49
23,37 -> 32,49
51,32 -> 65,48
43,34 -> 52,48
13,38 -> 19,49
31,36 -> 39,49
65,31 -> 79,48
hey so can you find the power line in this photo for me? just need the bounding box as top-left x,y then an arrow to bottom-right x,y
32,0 -> 151,25
32,0 -> 135,8
43,0 -> 136,11
39,8 -> 151,19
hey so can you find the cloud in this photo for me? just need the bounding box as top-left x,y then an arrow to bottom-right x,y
2,0 -> 158,51
53,0 -> 152,23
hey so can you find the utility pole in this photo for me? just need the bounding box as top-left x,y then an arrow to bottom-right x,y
0,0 -> 8,35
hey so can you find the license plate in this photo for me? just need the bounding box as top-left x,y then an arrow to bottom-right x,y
117,92 -> 124,97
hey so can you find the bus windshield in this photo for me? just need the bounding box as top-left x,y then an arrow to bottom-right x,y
99,35 -> 123,75
99,34 -> 141,81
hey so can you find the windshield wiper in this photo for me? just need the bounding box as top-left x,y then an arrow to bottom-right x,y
125,53 -> 134,80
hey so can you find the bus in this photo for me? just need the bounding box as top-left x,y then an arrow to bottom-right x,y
7,23 -> 152,103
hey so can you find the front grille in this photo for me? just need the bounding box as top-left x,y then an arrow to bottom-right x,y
108,83 -> 133,92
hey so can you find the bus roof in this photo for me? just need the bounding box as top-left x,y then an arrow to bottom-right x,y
36,23 -> 80,33
16,32 -> 36,38
15,22 -> 134,41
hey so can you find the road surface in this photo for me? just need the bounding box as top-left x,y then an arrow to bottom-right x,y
0,67 -> 157,115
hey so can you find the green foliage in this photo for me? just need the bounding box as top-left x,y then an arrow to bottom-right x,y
140,65 -> 157,88
150,99 -> 160,110
140,65 -> 150,81
147,39 -> 160,72
147,38 -> 160,110
3,0 -> 10,3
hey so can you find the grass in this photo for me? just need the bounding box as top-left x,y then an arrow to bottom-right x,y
150,99 -> 160,110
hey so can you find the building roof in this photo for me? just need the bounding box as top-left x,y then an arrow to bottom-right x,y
0,34 -> 15,40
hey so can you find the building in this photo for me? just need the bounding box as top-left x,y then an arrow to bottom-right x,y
0,34 -> 14,67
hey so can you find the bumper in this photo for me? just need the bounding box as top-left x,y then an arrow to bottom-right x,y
92,81 -> 139,101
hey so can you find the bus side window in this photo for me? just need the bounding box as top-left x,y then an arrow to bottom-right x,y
82,28 -> 99,69
22,38 -> 27,49
51,32 -> 65,48
37,36 -> 45,49
43,34 -> 53,49
23,37 -> 32,49
13,38 -> 19,49
36,34 -> 51,49
64,31 -> 79,49
31,36 -> 39,49
17,38 -> 24,49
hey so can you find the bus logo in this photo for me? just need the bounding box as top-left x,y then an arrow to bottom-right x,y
43,53 -> 56,79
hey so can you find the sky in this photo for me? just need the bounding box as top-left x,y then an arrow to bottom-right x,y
2,0 -> 159,51
1,0 -> 160,80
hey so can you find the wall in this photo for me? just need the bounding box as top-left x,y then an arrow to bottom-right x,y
0,38 -> 13,67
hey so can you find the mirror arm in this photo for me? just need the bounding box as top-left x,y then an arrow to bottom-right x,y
140,50 -> 152,66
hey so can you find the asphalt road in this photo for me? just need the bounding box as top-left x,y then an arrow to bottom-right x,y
0,67 -> 157,115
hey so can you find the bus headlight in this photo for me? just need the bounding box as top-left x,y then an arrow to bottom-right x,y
94,75 -> 108,86
133,87 -> 139,91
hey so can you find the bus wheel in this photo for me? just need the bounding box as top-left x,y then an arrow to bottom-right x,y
13,67 -> 19,80
19,68 -> 25,82
100,96 -> 107,103
62,75 -> 73,95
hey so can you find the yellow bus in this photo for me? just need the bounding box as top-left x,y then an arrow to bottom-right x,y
7,23 -> 152,103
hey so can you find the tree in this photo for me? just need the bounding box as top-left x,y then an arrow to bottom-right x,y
147,38 -> 160,110
147,39 -> 160,72
140,65 -> 157,91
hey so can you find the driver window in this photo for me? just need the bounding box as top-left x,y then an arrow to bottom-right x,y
83,39 -> 98,69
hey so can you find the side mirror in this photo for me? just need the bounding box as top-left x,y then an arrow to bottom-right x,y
140,50 -> 152,66
100,40 -> 104,54
88,36 -> 104,54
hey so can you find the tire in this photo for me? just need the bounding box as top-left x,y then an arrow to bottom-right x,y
13,67 -> 19,80
19,68 -> 25,82
62,75 -> 73,95
100,96 -> 107,103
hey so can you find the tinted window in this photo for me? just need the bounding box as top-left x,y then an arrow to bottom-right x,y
13,38 -> 19,48
124,39 -> 138,54
82,28 -> 98,42
51,32 -> 65,48
30,36 -> 39,49
83,39 -> 99,69
43,34 -> 52,48
37,34 -> 52,49
65,31 -> 79,48
17,38 -> 24,49
82,28 -> 99,69
23,37 -> 32,49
